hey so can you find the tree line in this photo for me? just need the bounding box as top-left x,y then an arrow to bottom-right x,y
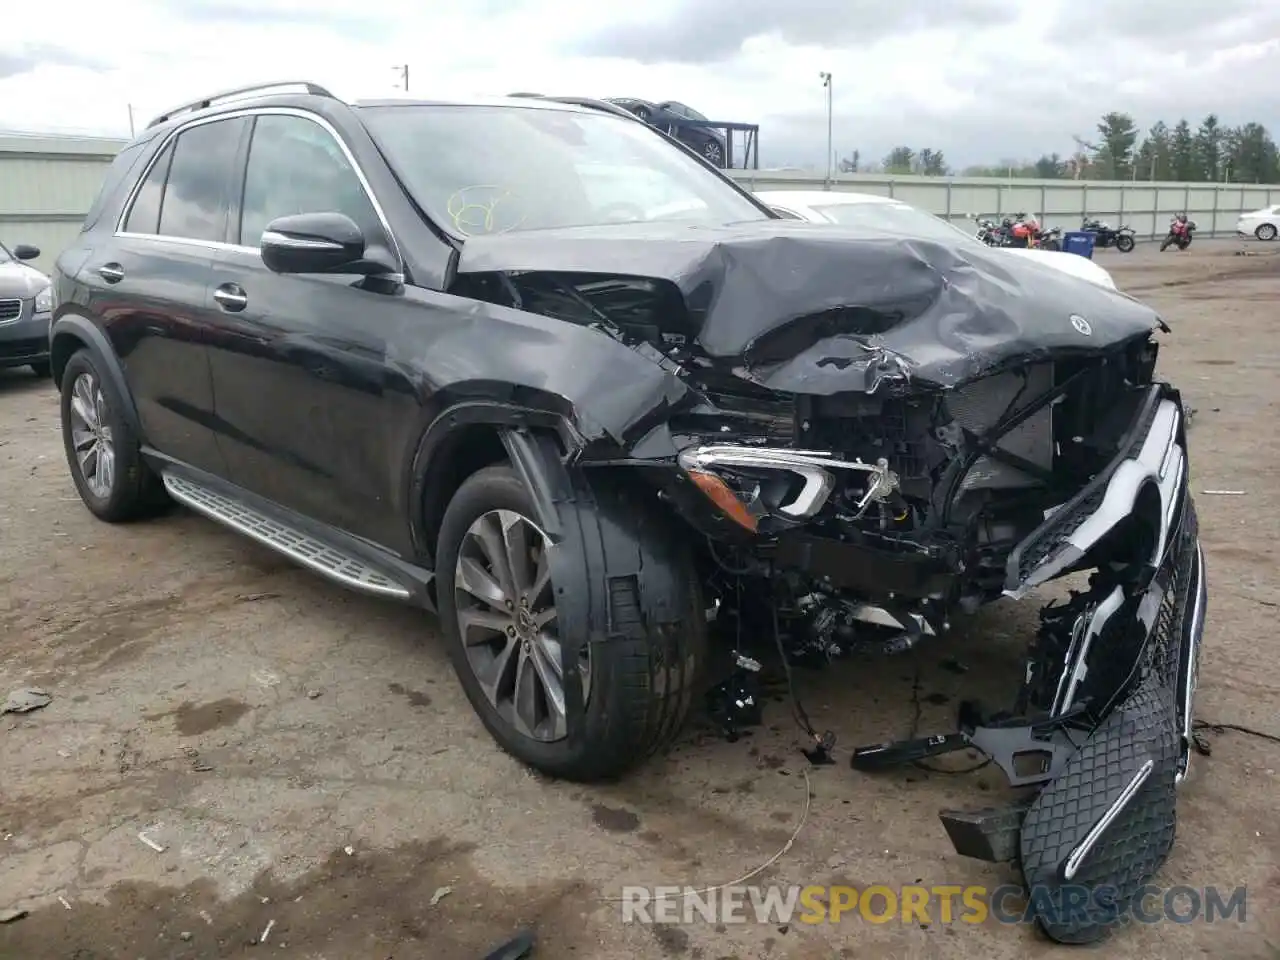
838,113 -> 1280,183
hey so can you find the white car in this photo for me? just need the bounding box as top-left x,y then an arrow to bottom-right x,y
754,190 -> 1119,291
1235,205 -> 1279,241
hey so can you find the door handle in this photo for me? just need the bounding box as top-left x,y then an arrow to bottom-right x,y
213,283 -> 248,312
98,263 -> 124,283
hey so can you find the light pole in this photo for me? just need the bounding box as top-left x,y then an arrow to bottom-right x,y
392,64 -> 409,93
819,71 -> 833,183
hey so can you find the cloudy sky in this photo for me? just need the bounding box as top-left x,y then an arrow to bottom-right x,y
2,0 -> 1278,168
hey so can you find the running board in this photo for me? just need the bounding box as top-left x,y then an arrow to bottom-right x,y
162,472 -> 413,600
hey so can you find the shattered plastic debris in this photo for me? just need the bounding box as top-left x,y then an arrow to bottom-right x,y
136,831 -> 166,853
482,929 -> 536,960
2,688 -> 52,715
430,886 -> 452,905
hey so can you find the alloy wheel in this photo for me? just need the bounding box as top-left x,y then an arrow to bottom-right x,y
68,372 -> 115,499
1257,224 -> 1277,241
704,140 -> 723,165
453,508 -> 591,742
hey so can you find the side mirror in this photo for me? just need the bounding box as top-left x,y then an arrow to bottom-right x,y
260,212 -> 379,275
12,244 -> 40,261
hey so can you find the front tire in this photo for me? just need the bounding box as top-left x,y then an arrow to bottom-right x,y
59,349 -> 166,522
436,464 -> 705,782
1256,223 -> 1277,241
1160,236 -> 1174,252
1116,233 -> 1136,253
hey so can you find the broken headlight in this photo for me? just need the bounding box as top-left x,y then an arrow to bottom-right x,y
676,444 -> 900,533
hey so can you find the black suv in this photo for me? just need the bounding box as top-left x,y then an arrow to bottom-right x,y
52,83 -> 1204,941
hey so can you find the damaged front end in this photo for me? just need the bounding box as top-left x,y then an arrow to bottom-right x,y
452,224 -> 1205,943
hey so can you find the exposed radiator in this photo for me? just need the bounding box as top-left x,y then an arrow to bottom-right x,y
951,363 -> 1054,490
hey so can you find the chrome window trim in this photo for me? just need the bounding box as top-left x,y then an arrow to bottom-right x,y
113,105 -> 403,269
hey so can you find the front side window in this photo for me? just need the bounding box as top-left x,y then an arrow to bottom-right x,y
157,117 -> 248,242
663,102 -> 707,121
238,114 -> 382,247
357,104 -> 768,236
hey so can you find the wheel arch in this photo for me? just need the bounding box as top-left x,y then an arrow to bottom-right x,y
408,400 -> 587,572
49,314 -> 143,437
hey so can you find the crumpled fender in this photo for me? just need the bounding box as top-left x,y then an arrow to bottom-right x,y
395,289 -> 694,452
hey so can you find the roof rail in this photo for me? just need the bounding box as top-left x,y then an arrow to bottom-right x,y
146,81 -> 338,130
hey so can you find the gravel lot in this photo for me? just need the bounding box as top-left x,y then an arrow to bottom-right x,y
2,240 -> 1278,959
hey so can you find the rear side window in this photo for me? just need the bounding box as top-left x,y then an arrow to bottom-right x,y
123,142 -> 174,235
157,117 -> 247,242
119,117 -> 247,242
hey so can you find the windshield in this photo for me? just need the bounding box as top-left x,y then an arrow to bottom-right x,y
813,202 -> 977,244
358,104 -> 768,236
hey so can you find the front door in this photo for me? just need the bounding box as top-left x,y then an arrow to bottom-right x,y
204,111 -> 408,552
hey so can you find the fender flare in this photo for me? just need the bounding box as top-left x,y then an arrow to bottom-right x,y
49,313 -> 143,437
406,400 -> 587,565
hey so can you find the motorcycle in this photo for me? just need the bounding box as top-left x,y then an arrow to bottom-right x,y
1081,217 -> 1137,253
1010,215 -> 1038,248
1160,214 -> 1197,252
973,216 -> 1004,246
1036,225 -> 1063,251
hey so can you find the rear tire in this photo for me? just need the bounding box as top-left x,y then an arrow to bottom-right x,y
1042,239 -> 1061,252
1116,233 -> 1136,253
436,463 -> 705,782
59,349 -> 167,522
1256,223 -> 1277,241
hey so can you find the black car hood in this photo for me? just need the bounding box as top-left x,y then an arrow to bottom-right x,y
456,219 -> 1164,393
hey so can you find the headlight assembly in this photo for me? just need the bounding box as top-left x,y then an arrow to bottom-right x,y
34,285 -> 53,314
677,444 -> 899,532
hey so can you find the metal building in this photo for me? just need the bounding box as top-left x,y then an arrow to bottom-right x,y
0,132 -> 126,273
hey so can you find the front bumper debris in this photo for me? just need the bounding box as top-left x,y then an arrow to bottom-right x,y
850,383 -> 1206,944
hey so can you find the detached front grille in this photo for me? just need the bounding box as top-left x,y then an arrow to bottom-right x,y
0,299 -> 22,323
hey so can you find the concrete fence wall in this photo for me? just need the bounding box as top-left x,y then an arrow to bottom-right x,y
724,170 -> 1280,241
0,134 -> 128,273
4,134 -> 1279,275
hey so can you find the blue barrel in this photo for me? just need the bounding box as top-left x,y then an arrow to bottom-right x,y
1062,231 -> 1096,259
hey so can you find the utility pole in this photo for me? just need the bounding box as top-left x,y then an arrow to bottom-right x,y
127,104 -> 135,137
392,64 -> 409,93
819,71 -> 832,183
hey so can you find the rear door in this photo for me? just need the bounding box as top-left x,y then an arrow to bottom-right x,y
203,110 -> 406,549
86,115 -> 248,474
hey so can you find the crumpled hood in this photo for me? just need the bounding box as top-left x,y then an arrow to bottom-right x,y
0,260 -> 49,299
457,219 -> 1164,392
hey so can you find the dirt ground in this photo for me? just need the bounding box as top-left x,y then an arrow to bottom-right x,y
2,239 -> 1278,960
